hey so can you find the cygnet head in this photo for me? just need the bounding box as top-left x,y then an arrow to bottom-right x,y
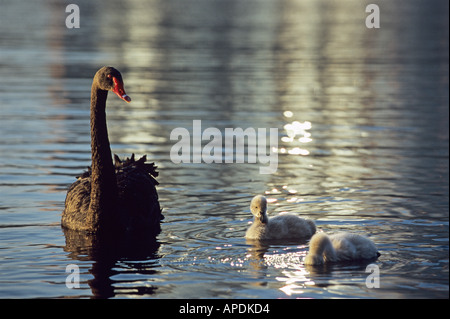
250,195 -> 269,224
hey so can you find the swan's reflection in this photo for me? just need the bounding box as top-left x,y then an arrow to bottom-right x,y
62,227 -> 160,298
245,239 -> 270,271
245,238 -> 314,294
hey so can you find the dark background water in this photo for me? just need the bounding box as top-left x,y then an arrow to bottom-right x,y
0,0 -> 448,298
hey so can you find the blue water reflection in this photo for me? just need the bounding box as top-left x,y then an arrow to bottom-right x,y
0,0 -> 448,298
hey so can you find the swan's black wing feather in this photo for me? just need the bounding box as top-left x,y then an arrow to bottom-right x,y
62,177 -> 92,230
115,154 -> 163,233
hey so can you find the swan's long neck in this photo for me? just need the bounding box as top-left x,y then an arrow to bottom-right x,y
87,84 -> 119,230
320,236 -> 337,261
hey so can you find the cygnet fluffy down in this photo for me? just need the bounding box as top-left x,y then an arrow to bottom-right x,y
304,232 -> 380,265
245,195 -> 316,240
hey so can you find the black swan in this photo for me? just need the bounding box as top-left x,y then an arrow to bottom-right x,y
61,66 -> 162,234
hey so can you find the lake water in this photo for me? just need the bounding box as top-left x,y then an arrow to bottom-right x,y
0,0 -> 448,299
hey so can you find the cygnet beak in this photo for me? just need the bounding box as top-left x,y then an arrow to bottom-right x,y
258,211 -> 268,223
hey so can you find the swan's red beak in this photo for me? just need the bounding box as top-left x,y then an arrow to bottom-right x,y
112,77 -> 131,103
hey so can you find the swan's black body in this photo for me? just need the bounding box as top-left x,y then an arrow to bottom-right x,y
62,154 -> 162,234
61,67 -> 162,234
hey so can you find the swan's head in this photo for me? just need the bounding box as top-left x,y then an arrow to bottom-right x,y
250,195 -> 268,223
94,66 -> 131,103
304,233 -> 335,265
304,253 -> 324,266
